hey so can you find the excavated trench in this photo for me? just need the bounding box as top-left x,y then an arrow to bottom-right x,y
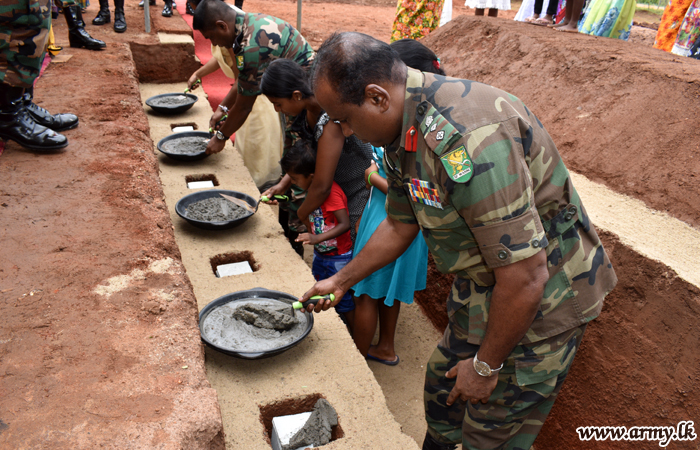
129,9 -> 700,450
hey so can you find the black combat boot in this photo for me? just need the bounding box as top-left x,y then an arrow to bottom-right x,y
186,0 -> 194,14
421,431 -> 457,450
0,84 -> 68,151
162,0 -> 173,17
138,0 -> 156,6
66,5 -> 106,50
113,0 -> 127,33
23,87 -> 79,132
92,0 -> 111,25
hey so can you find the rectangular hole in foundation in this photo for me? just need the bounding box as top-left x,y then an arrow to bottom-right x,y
170,122 -> 198,132
185,174 -> 219,189
259,394 -> 344,448
210,251 -> 259,278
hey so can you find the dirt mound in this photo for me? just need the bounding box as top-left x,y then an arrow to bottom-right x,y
423,16 -> 700,229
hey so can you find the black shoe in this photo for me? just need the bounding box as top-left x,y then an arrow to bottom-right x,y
114,8 -> 126,33
0,108 -> 68,151
186,1 -> 194,14
422,431 -> 457,450
162,2 -> 173,16
23,95 -> 79,132
138,0 -> 156,6
65,5 -> 107,50
92,8 -> 110,25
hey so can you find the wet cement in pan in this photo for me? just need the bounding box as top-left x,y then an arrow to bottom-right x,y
162,136 -> 209,155
150,96 -> 193,107
202,299 -> 308,352
284,398 -> 338,450
185,197 -> 248,222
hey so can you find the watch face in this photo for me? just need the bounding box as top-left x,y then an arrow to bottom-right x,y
474,360 -> 491,377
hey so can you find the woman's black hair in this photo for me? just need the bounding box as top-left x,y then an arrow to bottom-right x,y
390,39 -> 445,76
280,139 -> 316,177
261,59 -> 314,99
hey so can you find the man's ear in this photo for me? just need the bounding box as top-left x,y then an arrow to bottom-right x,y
364,84 -> 390,113
292,90 -> 303,102
215,20 -> 229,33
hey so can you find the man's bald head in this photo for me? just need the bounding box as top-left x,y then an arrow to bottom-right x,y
192,0 -> 236,32
312,32 -> 407,106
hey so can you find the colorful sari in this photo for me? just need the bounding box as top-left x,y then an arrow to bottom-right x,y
671,0 -> 700,55
578,0 -> 635,40
390,0 -> 445,41
654,0 -> 694,51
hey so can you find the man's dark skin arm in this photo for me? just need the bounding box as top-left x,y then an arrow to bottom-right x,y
445,250 -> 550,405
206,88 -> 257,154
299,216 -> 420,310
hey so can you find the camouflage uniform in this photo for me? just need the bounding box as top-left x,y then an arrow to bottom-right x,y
384,68 -> 618,449
231,10 -> 315,97
0,0 -> 51,88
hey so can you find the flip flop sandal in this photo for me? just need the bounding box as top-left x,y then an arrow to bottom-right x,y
366,353 -> 400,366
533,18 -> 551,26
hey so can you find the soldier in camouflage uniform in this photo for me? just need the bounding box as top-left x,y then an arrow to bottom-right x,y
191,0 -> 314,155
0,0 -> 81,150
301,32 -> 618,450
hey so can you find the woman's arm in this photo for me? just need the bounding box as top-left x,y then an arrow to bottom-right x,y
188,58 -> 220,90
296,121 -> 345,221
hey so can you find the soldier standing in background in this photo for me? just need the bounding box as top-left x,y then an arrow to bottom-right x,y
0,0 -> 79,150
300,32 -> 618,450
190,0 -> 315,155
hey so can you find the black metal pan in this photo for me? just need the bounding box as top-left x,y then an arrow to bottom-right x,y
145,93 -> 198,115
175,189 -> 257,230
157,131 -> 212,162
199,288 -> 314,359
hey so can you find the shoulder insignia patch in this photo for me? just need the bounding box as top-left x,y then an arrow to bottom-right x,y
236,55 -> 245,70
417,103 -> 462,156
441,145 -> 473,183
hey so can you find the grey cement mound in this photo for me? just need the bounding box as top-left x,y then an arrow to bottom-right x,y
150,96 -> 192,107
185,197 -> 248,222
284,398 -> 338,450
162,136 -> 209,155
201,299 -> 308,352
232,303 -> 298,331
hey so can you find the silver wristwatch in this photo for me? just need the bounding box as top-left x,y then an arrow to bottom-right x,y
473,352 -> 503,377
215,130 -> 228,141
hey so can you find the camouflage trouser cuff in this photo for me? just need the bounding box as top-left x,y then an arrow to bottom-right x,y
423,428 -> 458,450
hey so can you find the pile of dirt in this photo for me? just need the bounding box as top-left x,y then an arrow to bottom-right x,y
423,16 -> 700,229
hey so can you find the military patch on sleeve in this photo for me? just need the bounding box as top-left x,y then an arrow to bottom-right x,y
236,55 -> 245,70
407,179 -> 443,209
440,145 -> 474,183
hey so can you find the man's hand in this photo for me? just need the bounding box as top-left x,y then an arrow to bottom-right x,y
445,358 -> 499,406
299,276 -> 346,313
206,136 -> 226,155
209,109 -> 226,131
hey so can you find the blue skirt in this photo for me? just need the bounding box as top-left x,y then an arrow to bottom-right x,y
351,187 -> 428,307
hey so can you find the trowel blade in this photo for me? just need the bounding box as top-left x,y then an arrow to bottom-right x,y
219,193 -> 255,213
